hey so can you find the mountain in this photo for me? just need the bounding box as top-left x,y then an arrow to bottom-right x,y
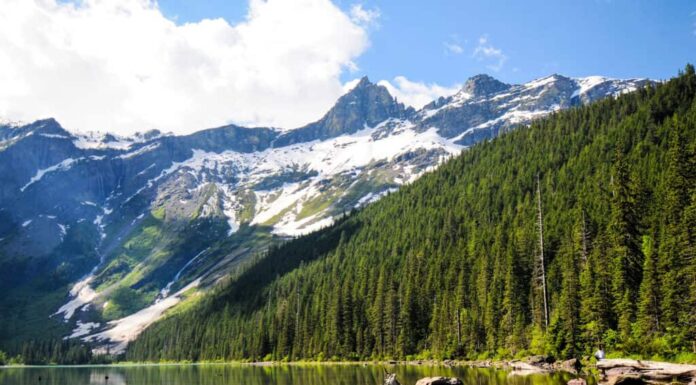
273,76 -> 415,146
127,66 -> 696,363
0,72 -> 650,356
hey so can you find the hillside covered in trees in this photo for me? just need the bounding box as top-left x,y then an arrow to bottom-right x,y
127,66 -> 696,363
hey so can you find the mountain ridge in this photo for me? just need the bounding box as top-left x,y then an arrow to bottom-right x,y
0,71 -> 651,354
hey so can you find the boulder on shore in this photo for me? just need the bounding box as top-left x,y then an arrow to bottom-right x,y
510,361 -> 549,373
597,359 -> 696,385
527,355 -> 554,365
415,377 -> 464,385
562,358 -> 580,369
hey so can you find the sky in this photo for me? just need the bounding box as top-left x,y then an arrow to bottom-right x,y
0,0 -> 693,135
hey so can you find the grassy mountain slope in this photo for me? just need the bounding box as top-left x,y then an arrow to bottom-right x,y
126,66 -> 694,362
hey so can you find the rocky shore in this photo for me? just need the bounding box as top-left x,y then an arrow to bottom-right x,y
596,359 -> 696,385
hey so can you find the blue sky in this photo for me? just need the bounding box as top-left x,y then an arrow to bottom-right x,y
160,0 -> 696,85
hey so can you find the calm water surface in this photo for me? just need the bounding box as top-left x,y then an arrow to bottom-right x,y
0,364 -> 591,385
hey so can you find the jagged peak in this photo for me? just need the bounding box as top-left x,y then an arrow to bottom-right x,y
356,75 -> 372,87
524,73 -> 574,89
333,76 -> 398,110
462,74 -> 511,96
343,75 -> 388,98
273,76 -> 408,146
27,118 -> 70,135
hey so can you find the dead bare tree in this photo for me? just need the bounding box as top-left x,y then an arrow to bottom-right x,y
536,174 -> 549,329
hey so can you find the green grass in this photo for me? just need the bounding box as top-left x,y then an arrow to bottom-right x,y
262,205 -> 295,226
297,192 -> 338,220
151,207 -> 166,220
236,189 -> 257,224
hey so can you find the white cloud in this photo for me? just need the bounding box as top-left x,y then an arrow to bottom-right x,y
377,76 -> 460,109
0,0 -> 370,135
473,36 -> 507,72
349,4 -> 380,27
342,78 -> 363,94
444,42 -> 464,55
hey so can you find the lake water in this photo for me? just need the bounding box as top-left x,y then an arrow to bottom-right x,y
0,364 -> 590,385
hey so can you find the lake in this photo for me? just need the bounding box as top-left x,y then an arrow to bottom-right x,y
0,364 -> 590,385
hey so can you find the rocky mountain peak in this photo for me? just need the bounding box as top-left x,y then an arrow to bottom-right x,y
462,74 -> 511,97
19,118 -> 64,135
354,75 -> 372,89
317,77 -> 411,132
1,117 -> 69,142
273,76 -> 411,145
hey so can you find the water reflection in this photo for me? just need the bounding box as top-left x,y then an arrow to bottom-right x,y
0,364 -> 592,385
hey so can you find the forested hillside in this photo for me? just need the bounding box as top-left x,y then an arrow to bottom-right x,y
128,66 -> 696,362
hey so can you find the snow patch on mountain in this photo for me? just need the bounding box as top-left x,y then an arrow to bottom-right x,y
84,279 -> 201,355
55,275 -> 98,320
68,321 -> 101,339
39,133 -> 71,139
20,157 -> 83,192
146,121 -> 462,236
117,142 -> 161,159
72,131 -> 167,151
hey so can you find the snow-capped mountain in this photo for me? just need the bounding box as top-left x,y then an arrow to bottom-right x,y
0,73 -> 650,353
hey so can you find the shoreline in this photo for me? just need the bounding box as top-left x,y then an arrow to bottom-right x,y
0,358 -> 582,370
3,358 -> 696,384
1,357 -> 693,370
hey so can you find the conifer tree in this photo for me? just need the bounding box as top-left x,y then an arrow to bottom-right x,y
607,148 -> 642,339
637,234 -> 661,337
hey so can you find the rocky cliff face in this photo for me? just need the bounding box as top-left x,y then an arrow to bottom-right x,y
0,73 -> 650,352
273,77 -> 414,146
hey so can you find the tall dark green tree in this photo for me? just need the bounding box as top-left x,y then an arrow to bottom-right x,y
607,148 -> 643,340
637,234 -> 661,338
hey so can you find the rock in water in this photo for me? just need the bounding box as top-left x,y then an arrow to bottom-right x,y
560,358 -> 581,372
568,379 -> 587,385
384,373 -> 401,385
415,377 -> 464,385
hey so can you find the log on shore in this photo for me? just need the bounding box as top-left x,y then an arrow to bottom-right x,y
596,359 -> 696,384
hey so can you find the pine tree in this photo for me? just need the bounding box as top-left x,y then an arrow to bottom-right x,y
580,235 -> 614,347
659,124 -> 690,331
637,234 -> 661,338
607,148 -> 643,340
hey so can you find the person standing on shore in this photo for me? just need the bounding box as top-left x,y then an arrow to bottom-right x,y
594,347 -> 605,361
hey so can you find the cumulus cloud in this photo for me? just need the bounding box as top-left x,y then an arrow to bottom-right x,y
0,0 -> 371,135
473,35 -> 507,72
349,4 -> 380,27
377,76 -> 460,109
